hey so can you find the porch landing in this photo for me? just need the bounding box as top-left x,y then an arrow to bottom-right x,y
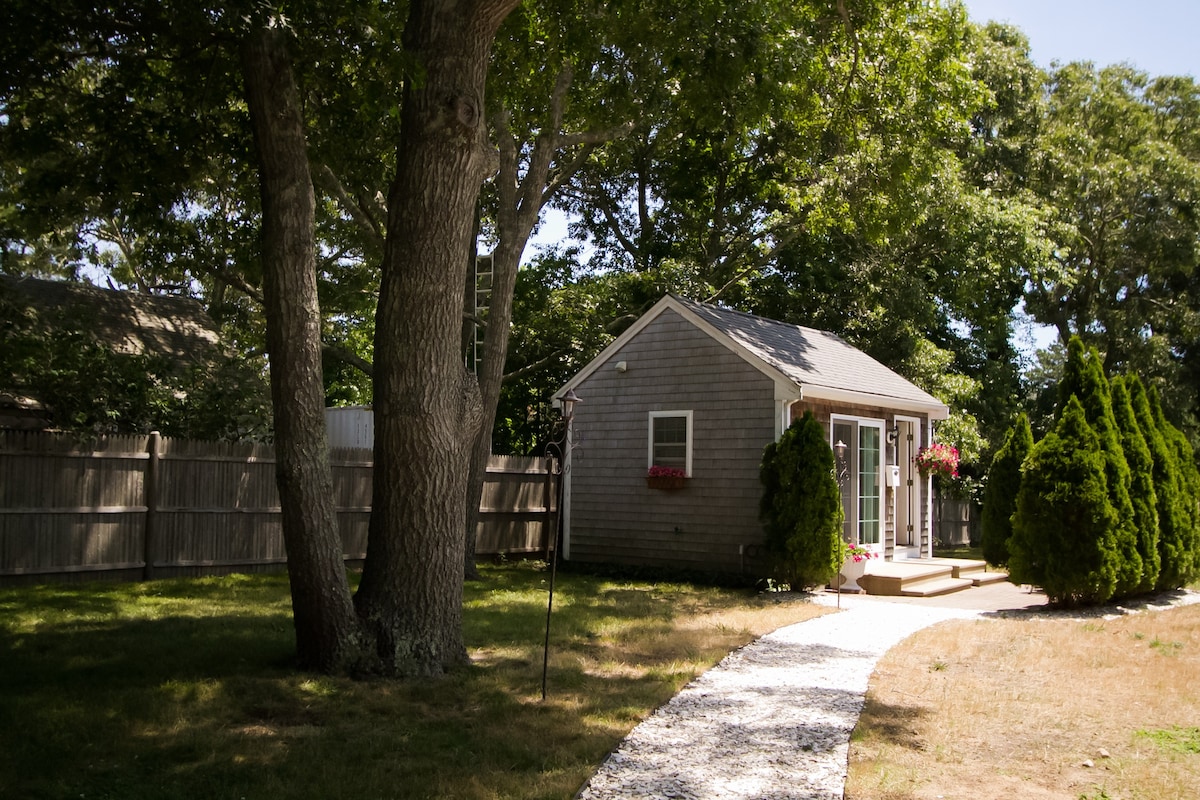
853,558 -> 1008,597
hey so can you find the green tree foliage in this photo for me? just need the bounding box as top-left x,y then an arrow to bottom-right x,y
980,413 -> 1033,568
1010,396 -> 1119,606
1025,63 -> 1200,436
759,412 -> 844,589
0,0 -> 397,403
1147,385 -> 1200,588
0,283 -> 270,440
1110,376 -> 1160,592
1056,338 -> 1142,596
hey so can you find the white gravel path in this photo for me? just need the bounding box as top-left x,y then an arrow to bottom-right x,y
575,594 -> 979,800
575,589 -> 1200,800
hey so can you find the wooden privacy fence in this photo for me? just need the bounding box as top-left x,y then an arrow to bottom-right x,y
0,430 -> 558,585
935,495 -> 977,547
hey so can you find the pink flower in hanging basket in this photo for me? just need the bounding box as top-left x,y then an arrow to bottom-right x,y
913,443 -> 959,478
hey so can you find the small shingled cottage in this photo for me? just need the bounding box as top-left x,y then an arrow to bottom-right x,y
556,294 -> 950,577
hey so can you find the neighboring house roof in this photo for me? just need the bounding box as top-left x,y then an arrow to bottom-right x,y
561,294 -> 950,419
0,274 -> 221,360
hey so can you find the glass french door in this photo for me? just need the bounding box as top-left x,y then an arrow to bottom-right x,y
832,418 -> 884,549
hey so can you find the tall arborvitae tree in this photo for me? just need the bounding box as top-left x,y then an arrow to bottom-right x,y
1055,338 -> 1142,597
1010,395 -> 1119,606
1148,385 -> 1200,587
980,413 -> 1033,568
760,412 -> 845,589
1110,376 -> 1160,593
1130,378 -> 1191,590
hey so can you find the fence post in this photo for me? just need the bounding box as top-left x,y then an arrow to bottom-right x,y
143,431 -> 161,581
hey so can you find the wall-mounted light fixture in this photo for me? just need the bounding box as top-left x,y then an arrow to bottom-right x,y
560,387 -> 581,422
615,361 -> 628,373
886,423 -> 899,445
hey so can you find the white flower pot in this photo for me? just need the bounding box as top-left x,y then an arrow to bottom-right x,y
839,557 -> 869,592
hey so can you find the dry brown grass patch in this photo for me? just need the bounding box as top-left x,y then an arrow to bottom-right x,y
847,604 -> 1200,800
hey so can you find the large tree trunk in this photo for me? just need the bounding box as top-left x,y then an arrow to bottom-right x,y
241,26 -> 363,673
354,0 -> 518,677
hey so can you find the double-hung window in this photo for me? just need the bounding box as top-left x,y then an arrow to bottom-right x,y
648,411 -> 692,476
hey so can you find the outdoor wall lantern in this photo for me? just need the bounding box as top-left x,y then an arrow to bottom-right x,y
560,387 -> 581,422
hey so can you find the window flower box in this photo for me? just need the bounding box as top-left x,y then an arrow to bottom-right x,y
647,466 -> 688,490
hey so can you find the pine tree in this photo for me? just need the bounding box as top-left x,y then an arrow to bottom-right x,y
981,413 -> 1033,568
1010,396 -> 1119,606
760,412 -> 845,589
1055,339 -> 1141,597
1110,376 -> 1160,592
1148,385 -> 1200,587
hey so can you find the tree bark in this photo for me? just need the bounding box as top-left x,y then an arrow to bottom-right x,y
241,25 -> 363,674
354,0 -> 518,677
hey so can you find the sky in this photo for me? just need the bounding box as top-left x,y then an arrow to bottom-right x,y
962,0 -> 1199,79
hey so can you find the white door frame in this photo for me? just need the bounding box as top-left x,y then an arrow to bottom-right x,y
893,415 -> 923,558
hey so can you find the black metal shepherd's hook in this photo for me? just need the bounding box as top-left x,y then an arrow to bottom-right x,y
541,389 -> 580,701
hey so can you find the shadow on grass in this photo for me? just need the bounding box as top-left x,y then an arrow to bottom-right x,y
854,696 -> 929,752
0,566 -> 765,800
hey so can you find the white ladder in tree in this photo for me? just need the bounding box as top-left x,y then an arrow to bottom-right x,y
468,252 -> 493,374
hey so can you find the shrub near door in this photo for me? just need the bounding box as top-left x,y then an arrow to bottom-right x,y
760,411 -> 845,590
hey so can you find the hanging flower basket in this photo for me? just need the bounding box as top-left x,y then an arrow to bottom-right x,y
914,443 -> 960,479
647,466 -> 688,490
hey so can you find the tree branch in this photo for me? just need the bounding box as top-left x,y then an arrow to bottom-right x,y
312,163 -> 386,250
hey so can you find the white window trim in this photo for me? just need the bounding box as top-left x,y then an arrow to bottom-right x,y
648,410 -> 693,477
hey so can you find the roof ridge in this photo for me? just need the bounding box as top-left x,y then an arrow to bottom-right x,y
669,293 -> 844,342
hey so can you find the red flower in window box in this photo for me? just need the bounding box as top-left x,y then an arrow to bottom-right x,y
646,466 -> 688,489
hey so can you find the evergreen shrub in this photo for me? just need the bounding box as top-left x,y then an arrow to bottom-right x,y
1110,376 -> 1160,592
980,413 -> 1032,568
760,412 -> 845,589
1058,339 -> 1142,596
1010,396 -> 1119,606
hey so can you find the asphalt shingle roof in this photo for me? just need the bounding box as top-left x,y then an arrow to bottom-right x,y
673,295 -> 945,409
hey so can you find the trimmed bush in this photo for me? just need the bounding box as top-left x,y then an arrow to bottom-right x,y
1148,385 -> 1200,587
1010,396 -> 1119,606
1056,339 -> 1142,597
1110,376 -> 1160,592
760,412 -> 845,589
1130,379 -> 1190,590
980,413 -> 1033,568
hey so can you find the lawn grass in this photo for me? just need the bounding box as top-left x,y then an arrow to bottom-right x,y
0,562 -> 828,800
847,601 -> 1200,800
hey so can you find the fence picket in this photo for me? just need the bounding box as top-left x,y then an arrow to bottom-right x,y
0,430 -> 555,584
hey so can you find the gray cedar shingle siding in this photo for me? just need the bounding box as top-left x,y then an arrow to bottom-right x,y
568,309 -> 775,573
